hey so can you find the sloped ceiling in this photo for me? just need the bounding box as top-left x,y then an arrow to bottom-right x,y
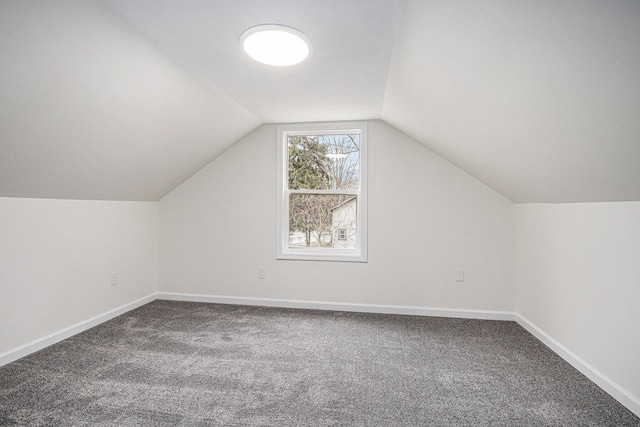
0,0 -> 260,201
1,0 -> 639,202
102,0 -> 396,124
384,0 -> 640,203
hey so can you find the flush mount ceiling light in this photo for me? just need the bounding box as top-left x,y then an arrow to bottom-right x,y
240,24 -> 311,66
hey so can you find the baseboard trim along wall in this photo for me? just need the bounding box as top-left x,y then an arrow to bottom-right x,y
156,292 -> 516,321
0,291 -> 513,369
516,314 -> 640,418
2,292 -> 637,418
0,293 -> 156,368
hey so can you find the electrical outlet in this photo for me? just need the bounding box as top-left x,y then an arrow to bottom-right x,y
257,267 -> 266,279
110,271 -> 118,286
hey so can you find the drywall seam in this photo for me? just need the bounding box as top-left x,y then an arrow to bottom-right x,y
517,314 -> 640,418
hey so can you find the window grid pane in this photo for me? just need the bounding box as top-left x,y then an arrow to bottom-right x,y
288,134 -> 360,191
277,122 -> 367,262
289,194 -> 357,249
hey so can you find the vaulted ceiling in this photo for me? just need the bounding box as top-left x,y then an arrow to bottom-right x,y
1,0 -> 639,202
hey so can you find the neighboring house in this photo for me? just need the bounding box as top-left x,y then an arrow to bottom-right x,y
331,196 -> 357,249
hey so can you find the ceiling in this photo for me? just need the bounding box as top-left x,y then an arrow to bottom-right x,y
102,0 -> 396,124
384,0 -> 640,203
1,0 -> 639,202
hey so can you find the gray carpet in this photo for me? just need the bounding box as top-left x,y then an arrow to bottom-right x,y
0,300 -> 638,426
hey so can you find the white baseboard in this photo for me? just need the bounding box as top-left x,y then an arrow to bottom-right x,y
156,292 -> 516,321
0,292 -> 513,368
3,291 -> 636,418
0,293 -> 156,367
516,314 -> 640,418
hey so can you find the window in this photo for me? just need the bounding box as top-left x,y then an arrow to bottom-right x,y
277,122 -> 367,262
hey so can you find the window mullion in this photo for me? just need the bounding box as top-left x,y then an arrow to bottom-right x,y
278,122 -> 367,262
289,189 -> 358,195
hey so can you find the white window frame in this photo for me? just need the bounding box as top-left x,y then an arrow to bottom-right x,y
277,121 -> 368,262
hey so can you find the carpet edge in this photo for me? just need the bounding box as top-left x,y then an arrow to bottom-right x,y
0,292 -> 157,367
516,314 -> 640,418
156,292 -> 516,320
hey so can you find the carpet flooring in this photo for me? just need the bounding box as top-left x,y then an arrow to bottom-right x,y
0,300 -> 638,426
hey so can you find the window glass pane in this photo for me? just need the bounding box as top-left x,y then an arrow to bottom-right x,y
288,134 -> 360,191
289,194 -> 357,249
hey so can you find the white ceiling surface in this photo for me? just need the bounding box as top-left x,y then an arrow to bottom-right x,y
0,0 -> 260,201
2,0 -> 639,203
384,0 -> 640,203
102,0 -> 397,124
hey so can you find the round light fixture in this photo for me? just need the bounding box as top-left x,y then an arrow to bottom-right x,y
240,24 -> 311,66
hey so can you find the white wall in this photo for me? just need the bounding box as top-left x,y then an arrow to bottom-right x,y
159,121 -> 515,312
516,202 -> 640,409
0,198 -> 158,355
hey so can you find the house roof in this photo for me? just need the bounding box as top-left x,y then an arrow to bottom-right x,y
331,195 -> 357,212
1,0 -> 639,202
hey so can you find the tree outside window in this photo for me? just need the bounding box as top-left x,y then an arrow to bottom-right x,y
277,122 -> 367,262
